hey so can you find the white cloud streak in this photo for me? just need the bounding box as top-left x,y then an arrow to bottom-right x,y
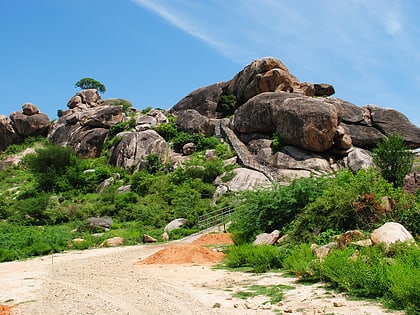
131,0 -> 419,125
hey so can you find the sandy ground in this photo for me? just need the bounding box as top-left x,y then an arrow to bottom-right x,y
0,234 -> 405,315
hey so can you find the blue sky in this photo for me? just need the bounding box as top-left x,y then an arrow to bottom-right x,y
1,0 -> 419,127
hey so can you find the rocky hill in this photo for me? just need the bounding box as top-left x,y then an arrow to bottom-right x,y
1,57 -> 419,185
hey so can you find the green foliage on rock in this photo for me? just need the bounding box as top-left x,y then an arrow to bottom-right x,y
217,94 -> 237,117
373,133 -> 414,187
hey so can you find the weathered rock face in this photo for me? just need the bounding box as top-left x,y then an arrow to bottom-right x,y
276,97 -> 339,152
9,103 -> 50,138
10,111 -> 50,137
0,115 -> 22,151
49,113 -> 111,159
365,105 -> 420,148
233,92 -> 297,134
171,83 -> 225,118
175,109 -> 215,137
109,129 -> 167,169
67,89 -> 101,109
22,103 -> 40,115
214,168 -> 271,192
403,171 -> 420,194
226,57 -> 308,104
48,90 -> 125,158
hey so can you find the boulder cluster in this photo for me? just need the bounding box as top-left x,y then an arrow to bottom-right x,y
1,57 -> 420,193
0,103 -> 50,151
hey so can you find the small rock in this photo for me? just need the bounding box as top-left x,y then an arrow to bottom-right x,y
101,237 -> 124,247
212,303 -> 221,308
142,234 -> 157,243
162,232 -> 170,241
333,301 -> 345,307
72,238 -> 85,243
370,222 -> 414,248
182,142 -> 197,155
284,307 -> 293,313
244,302 -> 258,310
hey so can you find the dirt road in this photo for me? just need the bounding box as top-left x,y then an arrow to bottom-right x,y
0,235 -> 405,315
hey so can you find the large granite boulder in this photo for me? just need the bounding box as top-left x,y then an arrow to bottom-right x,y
49,94 -> 124,157
233,92 -> 297,134
0,115 -> 22,151
225,57 -> 305,104
175,109 -> 215,137
164,218 -> 187,233
275,97 -> 339,152
347,147 -> 374,172
171,83 -> 225,118
109,129 -> 167,169
214,168 -> 271,192
365,105 -> 420,148
10,103 -> 50,138
67,89 -> 101,109
370,222 -> 415,248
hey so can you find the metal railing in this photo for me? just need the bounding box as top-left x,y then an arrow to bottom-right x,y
197,206 -> 235,230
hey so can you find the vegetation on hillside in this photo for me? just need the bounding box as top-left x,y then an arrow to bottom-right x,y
0,117 -> 418,314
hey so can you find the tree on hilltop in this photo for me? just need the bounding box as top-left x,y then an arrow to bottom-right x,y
75,77 -> 106,93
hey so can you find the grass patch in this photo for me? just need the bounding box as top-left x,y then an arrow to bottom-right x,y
233,284 -> 292,304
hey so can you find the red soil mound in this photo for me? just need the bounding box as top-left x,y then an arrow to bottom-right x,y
137,233 -> 234,265
138,244 -> 225,265
0,305 -> 13,315
191,233 -> 234,246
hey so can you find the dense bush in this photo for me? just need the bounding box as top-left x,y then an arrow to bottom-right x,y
230,175 -> 328,244
155,116 -> 221,152
290,169 -> 401,242
373,133 -> 414,187
224,244 -> 283,273
24,145 -> 77,192
216,94 -> 237,117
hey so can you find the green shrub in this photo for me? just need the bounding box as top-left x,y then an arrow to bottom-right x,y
387,245 -> 420,314
291,169 -> 397,242
230,176 -> 327,244
107,99 -> 132,112
373,133 -> 414,187
321,246 -> 389,297
271,132 -> 281,152
145,154 -> 165,174
225,244 -> 283,272
282,243 -> 320,279
24,145 -> 78,192
216,94 -> 237,117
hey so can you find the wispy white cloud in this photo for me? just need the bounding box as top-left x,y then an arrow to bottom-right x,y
131,0 -> 419,125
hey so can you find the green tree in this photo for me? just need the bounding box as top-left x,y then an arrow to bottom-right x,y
75,77 -> 106,93
217,94 -> 237,117
24,145 -> 78,192
372,133 -> 414,187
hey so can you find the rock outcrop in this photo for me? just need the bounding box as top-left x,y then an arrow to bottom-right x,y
10,103 -> 50,138
109,129 -> 167,170
171,57 -> 420,183
0,115 -> 22,151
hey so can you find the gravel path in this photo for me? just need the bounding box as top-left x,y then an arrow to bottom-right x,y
0,237 -> 406,315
